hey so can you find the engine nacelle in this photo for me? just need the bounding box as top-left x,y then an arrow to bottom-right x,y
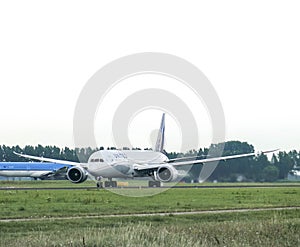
156,165 -> 179,182
66,166 -> 88,183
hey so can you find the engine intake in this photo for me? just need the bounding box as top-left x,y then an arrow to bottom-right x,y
66,166 -> 88,183
156,165 -> 178,182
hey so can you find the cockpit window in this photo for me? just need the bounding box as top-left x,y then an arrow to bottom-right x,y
94,159 -> 99,162
100,159 -> 104,162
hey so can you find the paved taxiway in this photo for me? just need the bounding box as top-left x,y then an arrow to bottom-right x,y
1,184 -> 300,190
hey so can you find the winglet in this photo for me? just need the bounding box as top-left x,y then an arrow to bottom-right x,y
154,113 -> 165,152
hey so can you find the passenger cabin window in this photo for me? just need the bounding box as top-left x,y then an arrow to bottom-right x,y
90,158 -> 104,163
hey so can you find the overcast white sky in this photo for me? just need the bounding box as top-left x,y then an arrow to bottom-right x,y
0,1 -> 299,152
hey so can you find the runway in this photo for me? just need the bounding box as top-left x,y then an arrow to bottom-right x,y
1,206 -> 299,223
1,184 -> 300,190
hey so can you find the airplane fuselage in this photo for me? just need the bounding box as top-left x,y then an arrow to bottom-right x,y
0,162 -> 67,178
86,150 -> 169,179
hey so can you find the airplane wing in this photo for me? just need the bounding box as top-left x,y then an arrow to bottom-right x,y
52,166 -> 70,175
135,149 -> 279,171
168,155 -> 209,162
37,166 -> 70,178
13,152 -> 80,166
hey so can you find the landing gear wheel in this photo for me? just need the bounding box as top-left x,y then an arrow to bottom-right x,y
96,182 -> 103,188
104,181 -> 118,188
148,181 -> 161,187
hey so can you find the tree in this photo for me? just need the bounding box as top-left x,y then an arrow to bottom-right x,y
252,153 -> 271,181
276,151 -> 294,179
209,141 -> 255,181
262,165 -> 279,182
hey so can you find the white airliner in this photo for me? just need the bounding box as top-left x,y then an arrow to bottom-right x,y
14,113 -> 277,187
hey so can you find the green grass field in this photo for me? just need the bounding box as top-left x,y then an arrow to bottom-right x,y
0,181 -> 300,246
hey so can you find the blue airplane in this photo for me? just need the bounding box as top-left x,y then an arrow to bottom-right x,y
0,162 -> 70,180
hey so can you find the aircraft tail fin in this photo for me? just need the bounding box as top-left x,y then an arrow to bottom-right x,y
154,113 -> 165,152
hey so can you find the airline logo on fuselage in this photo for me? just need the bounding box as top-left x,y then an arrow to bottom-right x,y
111,151 -> 128,159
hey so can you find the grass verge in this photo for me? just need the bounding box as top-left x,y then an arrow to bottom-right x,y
1,182 -> 300,246
1,209 -> 299,246
1,186 -> 300,219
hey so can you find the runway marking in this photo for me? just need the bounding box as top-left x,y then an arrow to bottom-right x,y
1,206 -> 299,223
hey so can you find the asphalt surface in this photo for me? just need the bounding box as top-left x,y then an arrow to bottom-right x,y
1,184 -> 300,190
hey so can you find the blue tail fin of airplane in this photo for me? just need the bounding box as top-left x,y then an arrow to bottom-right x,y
155,113 -> 165,152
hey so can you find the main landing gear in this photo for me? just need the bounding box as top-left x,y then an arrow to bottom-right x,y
148,181 -> 161,187
97,178 -> 117,188
104,180 -> 117,187
96,179 -> 161,188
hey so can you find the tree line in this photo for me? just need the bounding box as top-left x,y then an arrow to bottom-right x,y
170,141 -> 299,182
0,141 -> 299,182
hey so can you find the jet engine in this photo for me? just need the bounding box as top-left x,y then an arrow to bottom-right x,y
156,165 -> 179,182
66,166 -> 88,183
